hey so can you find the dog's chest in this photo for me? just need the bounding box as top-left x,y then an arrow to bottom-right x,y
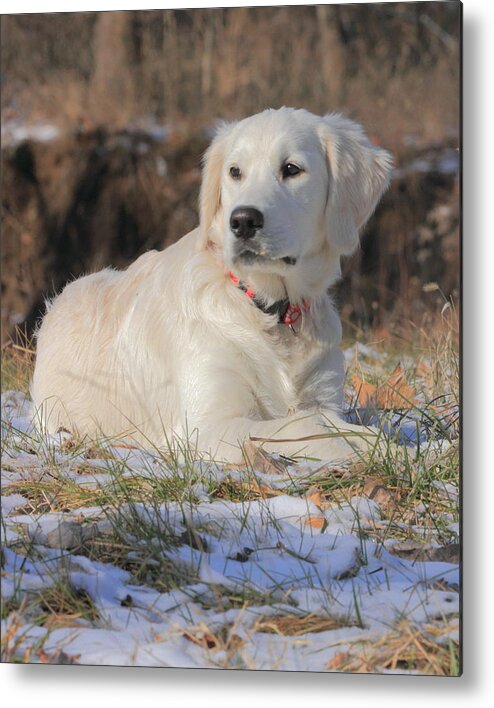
245,324 -> 319,417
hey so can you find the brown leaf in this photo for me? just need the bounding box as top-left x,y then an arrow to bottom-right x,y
353,362 -> 419,410
415,361 -> 431,379
37,648 -> 80,664
328,652 -> 351,669
386,362 -> 418,406
37,649 -> 51,664
242,439 -> 292,475
352,375 -> 378,408
305,488 -> 323,508
363,477 -> 399,512
84,445 -> 115,460
389,542 -> 460,565
304,516 -> 326,529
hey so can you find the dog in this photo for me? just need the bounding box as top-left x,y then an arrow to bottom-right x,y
31,107 -> 392,463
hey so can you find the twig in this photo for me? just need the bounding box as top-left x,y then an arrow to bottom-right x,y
249,431 -> 374,444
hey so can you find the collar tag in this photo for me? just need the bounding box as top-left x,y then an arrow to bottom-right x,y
283,303 -> 302,326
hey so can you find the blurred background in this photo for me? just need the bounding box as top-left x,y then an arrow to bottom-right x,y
1,2 -> 461,345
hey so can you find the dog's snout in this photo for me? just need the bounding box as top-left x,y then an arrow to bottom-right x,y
229,206 -> 264,240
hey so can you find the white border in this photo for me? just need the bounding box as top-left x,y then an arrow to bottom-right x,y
2,0 -> 494,703
2,0 -> 436,14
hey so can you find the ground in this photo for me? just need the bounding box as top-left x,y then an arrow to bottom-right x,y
1,311 -> 460,673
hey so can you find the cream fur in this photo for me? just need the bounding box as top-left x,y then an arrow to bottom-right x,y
31,108 -> 392,462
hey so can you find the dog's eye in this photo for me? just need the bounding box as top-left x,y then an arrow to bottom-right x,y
282,163 -> 303,179
229,165 -> 242,180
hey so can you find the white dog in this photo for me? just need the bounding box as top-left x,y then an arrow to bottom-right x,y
31,108 -> 391,462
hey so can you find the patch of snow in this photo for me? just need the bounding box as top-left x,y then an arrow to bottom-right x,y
343,342 -> 382,364
155,156 -> 168,177
1,120 -> 61,148
1,493 -> 29,515
392,148 -> 459,180
0,389 -> 460,670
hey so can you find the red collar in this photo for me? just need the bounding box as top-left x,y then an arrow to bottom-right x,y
228,272 -> 310,326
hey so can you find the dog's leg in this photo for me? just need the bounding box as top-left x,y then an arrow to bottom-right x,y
197,410 -> 378,464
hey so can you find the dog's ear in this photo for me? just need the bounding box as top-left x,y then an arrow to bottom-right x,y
318,114 -> 392,256
198,120 -> 236,248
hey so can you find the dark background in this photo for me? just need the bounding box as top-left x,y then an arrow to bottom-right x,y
1,2 -> 461,344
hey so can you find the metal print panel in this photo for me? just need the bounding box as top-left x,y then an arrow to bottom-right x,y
1,1 -> 461,674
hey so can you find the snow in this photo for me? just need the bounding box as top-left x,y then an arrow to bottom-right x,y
392,148 -> 459,180
1,390 -> 459,671
1,117 -> 174,151
1,120 -> 61,148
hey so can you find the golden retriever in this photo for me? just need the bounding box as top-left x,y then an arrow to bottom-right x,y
31,108 -> 391,462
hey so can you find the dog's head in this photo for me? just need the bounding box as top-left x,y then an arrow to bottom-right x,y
199,108 -> 392,284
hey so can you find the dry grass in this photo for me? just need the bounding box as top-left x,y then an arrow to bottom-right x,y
2,5 -> 460,147
1,305 -> 460,672
1,335 -> 35,395
253,613 -> 355,636
2,475 -> 109,515
1,580 -> 98,663
344,300 -> 459,431
36,581 -> 99,627
1,5 -> 459,347
330,620 -> 460,675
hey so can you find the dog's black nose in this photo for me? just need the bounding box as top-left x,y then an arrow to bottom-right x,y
229,206 -> 264,240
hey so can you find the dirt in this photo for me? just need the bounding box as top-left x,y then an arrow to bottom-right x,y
1,129 -> 459,344
343,144 -> 460,328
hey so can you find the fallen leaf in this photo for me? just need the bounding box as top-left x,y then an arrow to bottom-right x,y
304,516 -> 326,529
429,543 -> 460,564
363,477 -> 399,512
37,648 -> 79,664
389,542 -> 460,564
389,541 -> 434,562
351,375 -> 377,407
37,649 -> 51,664
328,652 -> 351,670
415,361 -> 431,379
242,439 -> 292,474
84,445 -> 115,460
353,362 -> 419,409
305,488 -> 323,508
